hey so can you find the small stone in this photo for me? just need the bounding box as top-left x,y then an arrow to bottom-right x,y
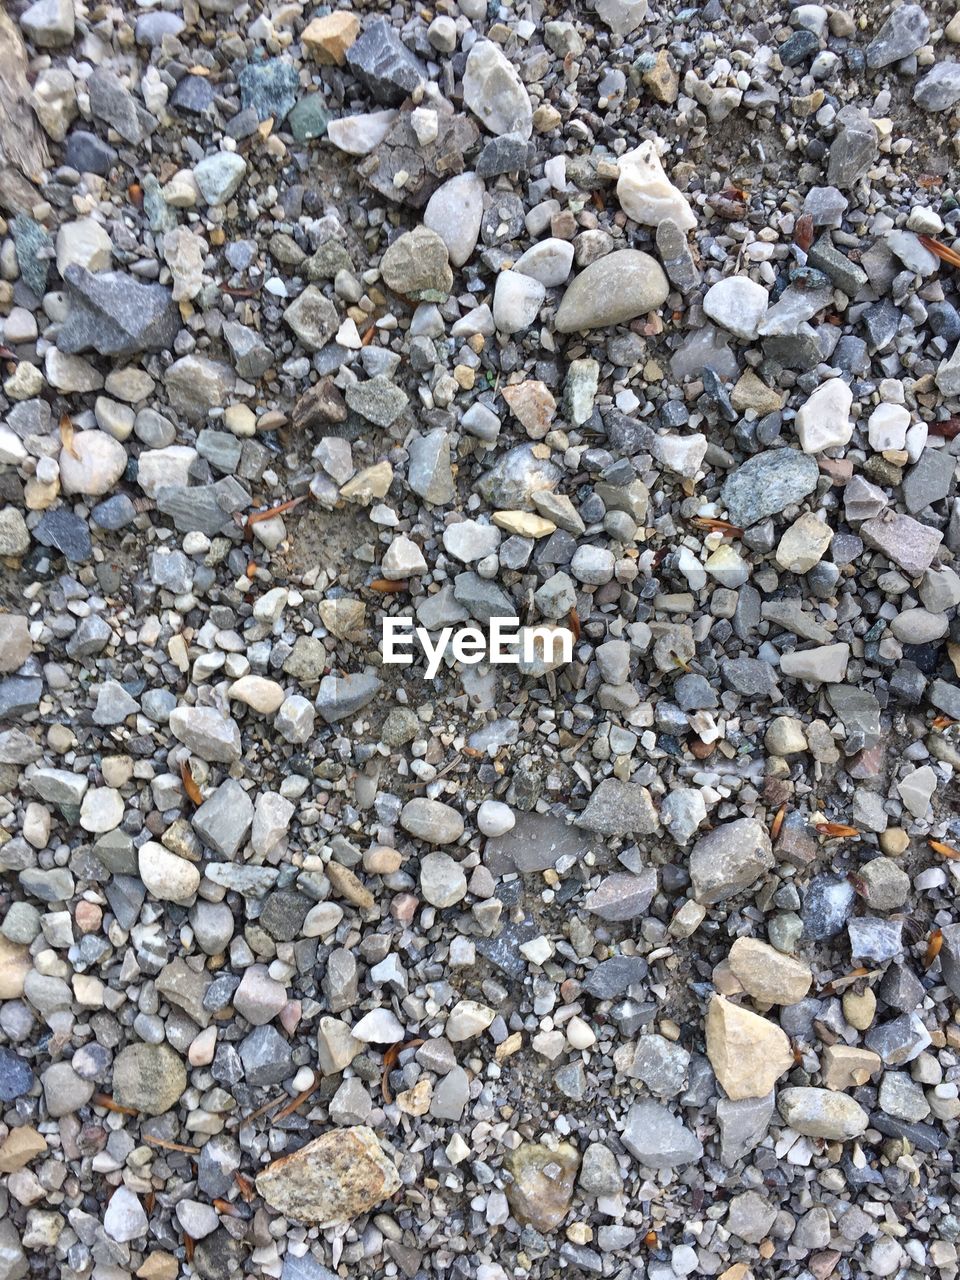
703,277 -> 768,341
423,174 -> 484,269
576,779 -> 658,837
193,152 -> 247,205
621,1100 -> 703,1169
400,798 -> 464,845
616,140 -> 696,231
914,62 -> 960,111
462,40 -> 532,138
302,12 -> 360,65
728,937 -> 812,1004
113,1043 -> 187,1115
493,271 -> 546,336
827,106 -> 878,188
420,851 -> 467,908
866,5 -> 928,67
721,450 -> 819,528
345,19 -> 424,106
776,513 -> 833,573
690,818 -> 774,904
795,379 -> 852,453
20,0 -> 74,47
777,1087 -> 869,1140
380,227 -> 452,301
58,429 -> 127,497
445,999 -> 495,1041
103,1188 -> 147,1243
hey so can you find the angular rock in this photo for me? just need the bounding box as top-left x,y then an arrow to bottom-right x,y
256,1127 -> 400,1227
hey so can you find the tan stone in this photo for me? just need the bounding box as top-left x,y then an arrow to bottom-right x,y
501,381 -> 556,438
136,1252 -> 178,1280
728,937 -> 813,1005
255,1126 -> 400,1227
0,935 -> 31,998
493,510 -> 556,538
821,1045 -> 882,1091
842,988 -> 876,1031
731,369 -> 783,416
396,1077 -> 432,1116
302,12 -> 360,65
505,1141 -> 580,1233
705,995 -> 794,1100
325,861 -> 374,910
0,1127 -> 47,1173
341,461 -> 393,505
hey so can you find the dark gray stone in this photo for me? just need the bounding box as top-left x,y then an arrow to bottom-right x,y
346,19 -> 426,105
59,266 -> 178,356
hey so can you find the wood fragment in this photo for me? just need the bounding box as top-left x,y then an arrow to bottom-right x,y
60,414 -> 80,460
93,1093 -> 138,1116
369,578 -> 408,593
142,1134 -> 199,1154
568,607 -> 580,642
690,516 -> 744,537
925,928 -> 943,970
815,822 -> 860,839
180,760 -> 202,807
381,1038 -> 425,1105
770,802 -> 787,841
929,838 -> 960,860
245,495 -> 306,537
919,234 -> 960,270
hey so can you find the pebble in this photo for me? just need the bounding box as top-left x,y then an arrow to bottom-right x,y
255,1128 -> 401,1227
555,250 -> 669,332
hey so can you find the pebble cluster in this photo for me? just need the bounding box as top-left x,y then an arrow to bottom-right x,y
2,2 -> 960,1280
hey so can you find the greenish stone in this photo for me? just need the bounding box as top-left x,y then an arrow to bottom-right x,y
238,57 -> 298,124
305,239 -> 353,280
142,174 -> 177,234
288,93 -> 330,141
11,215 -> 53,298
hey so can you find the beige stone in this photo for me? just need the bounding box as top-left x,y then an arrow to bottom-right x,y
842,988 -> 877,1031
821,1045 -> 882,1091
505,1141 -> 580,1233
302,12 -> 360,65
256,1126 -> 400,1227
0,1127 -> 47,1173
705,995 -> 794,1100
728,937 -> 812,1005
0,936 -> 31,998
493,511 -> 556,538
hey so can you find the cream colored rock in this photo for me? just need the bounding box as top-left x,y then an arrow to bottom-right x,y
0,936 -> 31,999
492,510 -> 556,538
778,1087 -> 869,1140
228,675 -> 286,714
705,995 -> 794,1100
616,140 -> 696,231
59,430 -> 127,496
821,1045 -> 882,1091
446,999 -> 496,1041
776,513 -> 833,574
728,937 -> 812,1005
138,841 -> 200,905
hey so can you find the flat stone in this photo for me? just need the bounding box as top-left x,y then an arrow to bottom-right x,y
555,250 -> 669,332
690,818 -> 774,905
59,429 -> 127,497
621,1100 -> 703,1169
192,779 -> 254,858
583,870 -> 657,921
169,706 -> 241,762
462,40 -> 532,138
346,19 -> 424,106
316,673 -> 381,724
112,1042 -> 187,1115
400,798 -> 464,845
423,173 -> 484,268
616,140 -> 696,231
860,513 -> 943,575
728,937 -> 812,1004
721,449 -> 819,528
257,1127 -> 399,1226
575,778 -> 658,837
778,1087 -> 869,1140
705,996 -> 793,1100
505,1142 -> 579,1233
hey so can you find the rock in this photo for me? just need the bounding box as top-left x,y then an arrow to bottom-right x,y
621,1100 -> 703,1169
866,4 -> 928,67
703,277 -> 768,340
284,285 -> 339,351
717,1092 -> 775,1167
514,238 -> 575,287
780,643 -> 850,684
326,110 -> 398,155
442,519 -> 501,563
505,1142 -> 580,1233
400,798 -> 464,845
41,1061 -> 94,1116
87,68 -> 141,143
555,250 -> 669,332
138,842 -> 200,903
705,996 -> 794,1099
728,938 -> 812,1004
826,106 -> 878,188
778,1087 -> 869,1140
193,152 -> 247,205
462,40 -> 532,138
103,1187 -> 147,1243
0,616 -> 32,673
302,12 -> 360,65
0,1048 -> 33,1102
616,140 -> 695,231
193,779 -> 254,858
776,513 -> 833,573
493,271 -> 545,335
238,57 -> 298,124
382,535 -> 427,578
20,0 -> 74,47
575,778 -> 658,837
380,227 -> 452,301
860,513 -> 943,575
316,673 -> 381,723
690,818 -> 774,904
423,174 -> 484,268
420,851 -> 467,908
256,1127 -> 400,1227
914,62 -> 960,111
795,379 -> 853,452
58,429 -> 127,497
169,706 -> 242,762
345,19 -> 424,106
721,449 -> 819,528
165,355 -> 236,421
56,220 -> 112,275
583,870 -> 658,921
345,377 -> 408,427
113,1042 -> 187,1115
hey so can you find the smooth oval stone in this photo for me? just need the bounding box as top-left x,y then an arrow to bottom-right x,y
555,250 -> 669,332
